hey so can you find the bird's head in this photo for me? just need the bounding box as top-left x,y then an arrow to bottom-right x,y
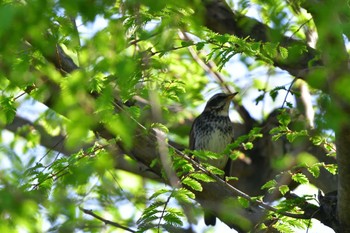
203,92 -> 238,116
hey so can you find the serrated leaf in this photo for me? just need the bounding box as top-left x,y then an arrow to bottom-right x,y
324,164 -> 337,175
189,173 -> 215,183
311,136 -> 324,145
138,201 -> 163,226
291,173 -> 309,184
261,179 -> 277,190
263,42 -> 278,57
149,189 -> 169,200
279,185 -> 289,195
151,122 -> 169,133
277,110 -> 291,126
173,188 -> 195,203
182,177 -> 202,191
204,164 -> 225,176
279,46 -> 288,59
308,164 -> 320,178
193,150 -> 222,160
243,142 -> 253,150
164,213 -> 183,226
286,132 -> 298,142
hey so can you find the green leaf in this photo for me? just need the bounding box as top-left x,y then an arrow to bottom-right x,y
225,176 -> 239,182
277,109 -> 291,126
204,164 -> 225,176
182,177 -> 202,191
229,150 -> 241,160
164,213 -> 183,226
173,157 -> 194,175
263,42 -> 278,58
261,179 -> 277,190
279,46 -> 288,59
196,42 -> 205,50
242,142 -> 253,150
150,158 -> 159,168
291,173 -> 309,184
181,40 -> 193,47
238,196 -> 250,208
151,122 -> 169,133
279,185 -> 289,195
324,164 -> 337,175
192,150 -> 221,160
189,173 -> 215,183
308,164 -> 320,178
173,188 -> 195,203
0,96 -> 16,124
286,130 -> 308,142
149,189 -> 169,200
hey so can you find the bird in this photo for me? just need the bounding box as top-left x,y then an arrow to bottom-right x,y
189,92 -> 238,226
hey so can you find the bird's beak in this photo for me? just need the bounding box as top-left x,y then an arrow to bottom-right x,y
227,92 -> 238,100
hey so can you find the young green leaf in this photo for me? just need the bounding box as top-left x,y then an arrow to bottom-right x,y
279,185 -> 290,195
238,196 -> 250,208
291,173 -> 309,184
190,173 -> 215,183
182,177 -> 202,191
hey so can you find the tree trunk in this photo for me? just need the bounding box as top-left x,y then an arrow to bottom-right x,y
336,125 -> 350,232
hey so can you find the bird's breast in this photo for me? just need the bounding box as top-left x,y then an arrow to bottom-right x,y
194,119 -> 233,169
196,128 -> 232,153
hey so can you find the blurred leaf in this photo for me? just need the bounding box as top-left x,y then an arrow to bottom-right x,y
0,96 -> 16,124
238,196 -> 250,208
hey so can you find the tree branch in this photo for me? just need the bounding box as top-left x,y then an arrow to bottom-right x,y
201,0 -> 322,79
79,207 -> 137,233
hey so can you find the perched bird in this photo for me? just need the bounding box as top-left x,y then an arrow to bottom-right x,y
189,92 -> 238,226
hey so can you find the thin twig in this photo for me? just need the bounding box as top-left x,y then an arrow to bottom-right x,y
39,135 -> 67,164
281,77 -> 298,108
288,18 -> 312,41
157,191 -> 173,233
14,92 -> 27,100
174,149 -> 310,219
79,207 -> 137,233
178,31 -> 255,127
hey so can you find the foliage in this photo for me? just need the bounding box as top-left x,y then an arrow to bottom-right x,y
0,0 -> 344,232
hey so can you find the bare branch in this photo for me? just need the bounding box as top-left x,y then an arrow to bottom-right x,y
79,207 -> 137,233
